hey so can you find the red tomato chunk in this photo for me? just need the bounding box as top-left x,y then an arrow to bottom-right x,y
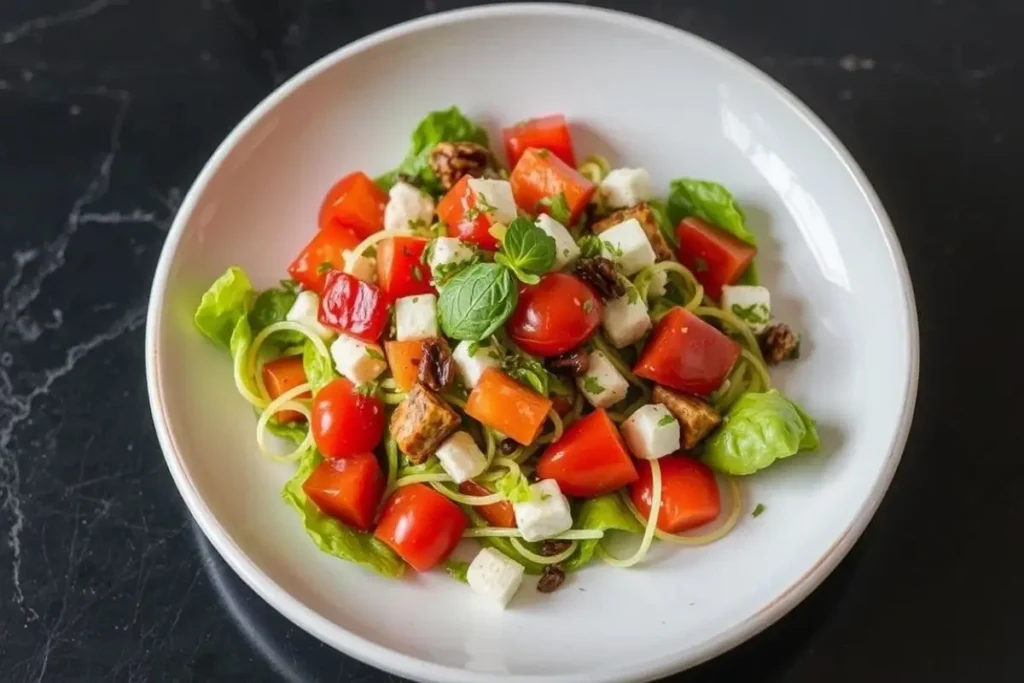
634,307 -> 740,395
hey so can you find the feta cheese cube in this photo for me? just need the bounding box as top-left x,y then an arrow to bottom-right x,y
720,285 -> 771,333
600,168 -> 654,209
285,290 -> 336,341
343,249 -> 376,283
467,178 -> 517,224
577,350 -> 629,409
512,480 -> 573,542
395,294 -> 438,341
435,431 -> 488,483
466,548 -> 525,609
329,334 -> 387,385
599,218 -> 657,276
536,214 -> 580,271
647,269 -> 669,298
621,404 -> 680,460
427,237 -> 474,281
601,286 -> 651,347
384,181 -> 435,232
452,340 -> 502,389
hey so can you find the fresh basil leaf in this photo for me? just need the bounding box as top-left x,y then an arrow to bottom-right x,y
537,193 -> 572,225
378,106 -> 490,194
564,494 -> 643,571
194,267 -> 254,349
703,390 -> 819,475
302,339 -> 337,393
438,263 -> 518,341
583,375 -> 605,394
502,352 -> 554,396
499,217 -> 556,278
282,449 -> 405,577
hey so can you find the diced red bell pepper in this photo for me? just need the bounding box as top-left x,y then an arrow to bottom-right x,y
509,148 -> 595,225
634,307 -> 740,395
287,223 -> 361,294
317,270 -> 389,342
676,217 -> 757,300
502,114 -> 577,168
302,452 -> 385,532
536,409 -> 638,497
436,175 -> 501,251
376,236 -> 435,300
318,171 -> 388,239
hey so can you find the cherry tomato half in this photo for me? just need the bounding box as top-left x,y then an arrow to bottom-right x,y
311,377 -> 385,459
506,273 -> 602,357
631,455 -> 721,533
374,483 -> 467,571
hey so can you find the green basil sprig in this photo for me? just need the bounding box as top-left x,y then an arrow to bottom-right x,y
494,217 -> 556,285
437,263 -> 518,341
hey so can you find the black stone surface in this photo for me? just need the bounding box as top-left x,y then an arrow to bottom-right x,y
1,1 -> 1021,681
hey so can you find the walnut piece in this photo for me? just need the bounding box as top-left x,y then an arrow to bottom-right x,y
429,141 -> 491,191
759,323 -> 800,365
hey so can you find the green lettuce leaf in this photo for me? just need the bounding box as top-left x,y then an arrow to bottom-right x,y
282,449 -> 405,577
666,179 -> 758,285
194,267 -> 254,348
262,416 -> 308,445
493,469 -> 532,504
703,390 -> 819,475
302,338 -> 337,393
564,494 -> 643,571
378,106 -> 490,194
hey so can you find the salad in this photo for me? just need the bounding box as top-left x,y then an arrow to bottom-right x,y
193,107 -> 816,608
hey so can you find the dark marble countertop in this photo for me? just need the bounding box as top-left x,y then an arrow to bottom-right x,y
1,1 -> 1021,681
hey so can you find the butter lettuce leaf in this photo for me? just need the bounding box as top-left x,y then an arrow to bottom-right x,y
564,494 -> 643,571
666,179 -> 758,284
703,389 -> 819,475
282,450 -> 405,577
194,267 -> 253,349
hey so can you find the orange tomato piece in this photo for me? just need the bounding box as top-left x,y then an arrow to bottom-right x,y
262,356 -> 311,423
318,171 -> 388,238
459,480 -> 517,528
465,368 -> 553,445
287,223 -> 362,294
303,452 -> 385,532
509,148 -> 596,225
385,339 -> 431,392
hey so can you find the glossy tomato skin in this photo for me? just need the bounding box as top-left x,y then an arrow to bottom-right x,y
459,480 -> 517,528
634,307 -> 740,395
631,455 -> 721,533
537,409 -> 638,497
287,224 -> 362,294
376,236 -> 435,300
676,217 -> 757,300
302,452 -> 385,531
318,270 -> 389,342
262,356 -> 311,423
506,273 -> 602,357
502,114 -> 577,168
436,175 -> 500,251
509,148 -> 596,225
374,483 -> 467,571
311,377 -> 385,459
318,171 -> 388,238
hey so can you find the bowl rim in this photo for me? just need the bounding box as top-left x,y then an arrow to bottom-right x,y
145,3 -> 920,681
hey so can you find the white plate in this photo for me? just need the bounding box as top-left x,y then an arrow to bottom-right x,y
145,4 -> 918,682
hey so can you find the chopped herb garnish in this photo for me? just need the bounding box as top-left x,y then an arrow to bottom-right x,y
582,299 -> 594,314
355,380 -> 380,397
279,278 -> 299,293
583,376 -> 605,394
408,218 -> 428,233
536,149 -> 550,159
602,240 -> 624,258
365,347 -> 385,361
731,303 -> 769,324
536,192 -> 572,225
626,285 -> 640,305
412,266 -> 423,281
316,261 -> 334,274
467,340 -> 482,357
464,191 -> 497,221
752,503 -> 766,518
577,235 -> 603,258
658,414 -> 676,427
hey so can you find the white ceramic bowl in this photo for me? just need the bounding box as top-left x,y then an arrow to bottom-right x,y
145,4 -> 918,682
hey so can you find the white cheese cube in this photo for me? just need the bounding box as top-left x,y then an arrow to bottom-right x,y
512,480 -> 573,542
535,214 -> 580,271
452,340 -> 502,389
435,431 -> 488,484
329,334 -> 387,385
427,237 -> 474,281
720,285 -> 771,333
599,218 -> 657,276
285,290 -> 336,341
384,181 -> 435,232
466,548 -> 525,609
343,249 -> 376,283
647,270 -> 669,298
601,286 -> 651,348
467,178 -> 517,224
395,294 -> 438,341
600,168 -> 654,209
621,404 -> 680,460
577,350 -> 629,409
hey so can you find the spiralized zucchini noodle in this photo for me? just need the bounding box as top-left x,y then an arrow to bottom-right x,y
577,155 -> 611,183
463,528 -> 605,540
241,321 -> 332,409
431,482 -> 504,506
510,538 -> 578,565
255,382 -> 314,463
634,261 -> 704,311
623,476 -> 743,546
345,228 -> 410,267
596,458 -> 663,568
591,333 -> 646,389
